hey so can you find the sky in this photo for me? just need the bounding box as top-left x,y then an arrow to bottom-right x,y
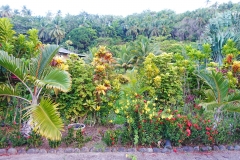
1,0 -> 240,17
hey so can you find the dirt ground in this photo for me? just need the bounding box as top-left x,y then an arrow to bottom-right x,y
1,151 -> 240,160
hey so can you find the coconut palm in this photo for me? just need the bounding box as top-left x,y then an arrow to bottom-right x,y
0,45 -> 71,140
0,5 -> 12,18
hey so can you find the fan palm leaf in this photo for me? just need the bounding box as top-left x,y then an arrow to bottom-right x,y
30,45 -> 59,79
24,98 -> 63,141
0,50 -> 27,80
35,68 -> 71,92
197,71 -> 229,103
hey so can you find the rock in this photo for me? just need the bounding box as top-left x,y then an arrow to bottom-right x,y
219,145 -> 226,151
161,148 -> 171,153
213,146 -> 219,151
0,149 -> 6,154
127,148 -> 136,152
194,146 -> 200,152
104,147 -> 111,152
111,148 -> 117,152
80,147 -> 89,152
90,147 -> 100,152
201,146 -> 209,152
18,148 -> 26,154
56,148 -> 64,153
27,148 -> 39,154
39,149 -> 47,154
153,148 -> 161,153
176,147 -> 184,152
227,145 -> 234,151
234,145 -> 240,151
48,149 -> 56,153
117,147 -> 126,152
7,148 -> 17,155
138,148 -> 146,152
146,148 -> 153,153
74,148 -> 80,153
183,146 -> 194,152
164,140 -> 172,149
64,147 -> 74,153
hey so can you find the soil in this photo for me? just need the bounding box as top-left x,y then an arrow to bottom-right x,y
38,124 -> 116,150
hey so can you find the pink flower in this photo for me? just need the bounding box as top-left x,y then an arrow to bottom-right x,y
186,129 -> 191,136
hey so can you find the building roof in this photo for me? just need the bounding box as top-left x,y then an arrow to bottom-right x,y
58,47 -> 85,57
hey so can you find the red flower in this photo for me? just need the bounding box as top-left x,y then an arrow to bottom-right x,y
186,129 -> 191,136
143,100 -> 147,103
208,120 -> 211,123
186,120 -> 192,127
206,131 -> 210,135
206,127 -> 211,131
173,148 -> 177,152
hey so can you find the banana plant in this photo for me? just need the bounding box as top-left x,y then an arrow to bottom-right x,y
197,71 -> 240,122
0,45 -> 71,140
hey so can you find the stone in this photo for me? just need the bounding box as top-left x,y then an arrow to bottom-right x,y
117,147 -> 126,152
27,148 -> 39,154
234,145 -> 240,151
146,148 -> 153,153
80,147 -> 89,152
111,148 -> 117,152
227,145 -> 234,151
176,147 -> 184,152
213,146 -> 219,151
152,147 -> 161,153
7,148 -> 17,155
127,148 -> 136,152
164,140 -> 172,149
194,146 -> 200,152
219,145 -> 226,151
64,147 -> 74,153
90,147 -> 100,152
161,148 -> 171,153
56,148 -> 64,153
48,149 -> 56,153
138,148 -> 147,152
183,146 -> 194,152
201,146 -> 209,152
0,149 -> 6,154
18,148 -> 26,154
74,148 -> 80,153
104,147 -> 111,152
39,149 -> 47,154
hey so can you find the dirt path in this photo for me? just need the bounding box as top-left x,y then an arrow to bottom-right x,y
0,151 -> 240,160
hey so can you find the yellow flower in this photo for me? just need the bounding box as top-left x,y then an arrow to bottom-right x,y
95,65 -> 105,72
109,120 -> 113,123
59,64 -> 69,70
95,106 -> 101,111
96,85 -> 107,95
115,109 -> 119,114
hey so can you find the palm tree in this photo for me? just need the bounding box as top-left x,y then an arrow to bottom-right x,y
0,45 -> 71,140
49,15 -> 65,45
198,71 -> 240,124
0,5 -> 12,18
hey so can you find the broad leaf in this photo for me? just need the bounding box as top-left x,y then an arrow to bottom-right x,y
30,45 -> 59,79
0,50 -> 27,81
197,71 -> 229,103
35,68 -> 71,92
25,98 -> 64,141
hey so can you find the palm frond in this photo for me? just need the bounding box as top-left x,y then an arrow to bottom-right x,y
35,68 -> 71,92
197,71 -> 229,103
24,98 -> 64,141
30,45 -> 59,79
0,50 -> 27,80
